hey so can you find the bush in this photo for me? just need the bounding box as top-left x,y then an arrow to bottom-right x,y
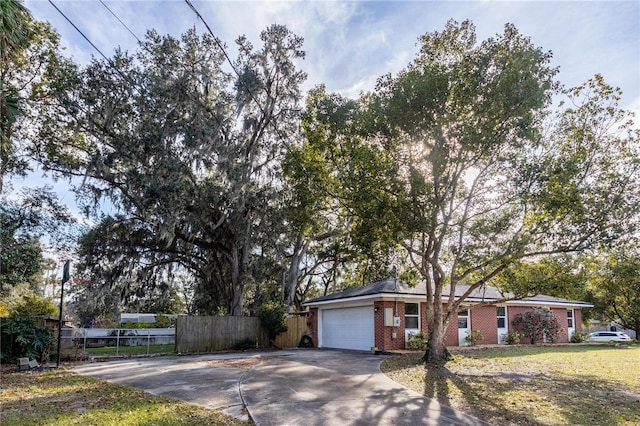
570,330 -> 591,343
259,300 -> 288,341
512,307 -> 563,344
464,329 -> 484,346
233,338 -> 257,350
10,293 -> 58,317
154,314 -> 172,328
122,320 -> 156,329
0,317 -> 55,363
503,331 -> 522,345
406,330 -> 427,350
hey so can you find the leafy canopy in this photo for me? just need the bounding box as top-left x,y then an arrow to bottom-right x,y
586,243 -> 640,337
294,19 -> 639,362
41,25 -> 306,317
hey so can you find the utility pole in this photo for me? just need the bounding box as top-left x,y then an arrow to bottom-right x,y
56,260 -> 70,368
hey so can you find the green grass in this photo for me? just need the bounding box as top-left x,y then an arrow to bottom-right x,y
0,368 -> 250,426
83,344 -> 175,357
382,344 -> 640,426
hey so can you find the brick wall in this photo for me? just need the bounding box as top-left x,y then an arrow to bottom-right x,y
508,306 -> 533,344
443,304 -> 459,346
470,305 -> 498,344
309,307 -> 318,346
574,309 -> 583,332
374,300 -> 406,351
551,308 -> 569,343
508,306 -> 583,344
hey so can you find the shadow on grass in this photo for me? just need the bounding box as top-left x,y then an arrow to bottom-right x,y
0,369 -> 247,426
453,342 -> 638,359
418,362 -> 640,425
382,346 -> 640,425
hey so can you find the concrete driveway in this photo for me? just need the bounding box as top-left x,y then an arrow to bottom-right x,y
71,352 -> 273,420
72,349 -> 490,425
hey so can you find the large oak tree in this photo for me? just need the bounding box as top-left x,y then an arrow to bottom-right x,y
296,20 -> 639,362
41,25 -> 306,316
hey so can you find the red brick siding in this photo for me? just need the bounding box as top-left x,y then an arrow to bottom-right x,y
551,308 -> 569,343
421,302 -> 428,331
396,302 -> 407,350
443,304 -> 459,346
374,301 -> 407,351
508,306 -> 583,344
574,309 -> 583,331
508,306 -> 534,344
470,305 -> 498,344
309,307 -> 318,346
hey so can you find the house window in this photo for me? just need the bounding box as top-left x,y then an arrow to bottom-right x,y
497,306 -> 506,329
567,309 -> 574,328
458,309 -> 469,329
405,303 -> 419,329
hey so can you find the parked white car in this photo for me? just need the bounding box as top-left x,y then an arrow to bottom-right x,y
587,331 -> 632,343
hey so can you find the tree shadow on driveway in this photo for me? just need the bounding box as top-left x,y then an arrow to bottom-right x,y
240,349 -> 489,425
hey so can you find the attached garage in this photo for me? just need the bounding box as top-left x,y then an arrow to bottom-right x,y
320,305 -> 374,351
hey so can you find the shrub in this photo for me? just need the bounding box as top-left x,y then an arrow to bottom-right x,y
10,293 -> 58,317
122,320 -> 137,329
154,313 -> 172,328
512,307 -> 563,344
259,300 -> 288,341
233,338 -> 257,350
503,331 -> 522,345
570,330 -> 591,343
406,330 -> 427,350
0,317 -> 55,363
464,329 -> 484,346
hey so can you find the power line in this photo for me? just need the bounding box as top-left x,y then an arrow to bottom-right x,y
48,0 -> 134,84
183,0 -> 240,82
47,0 -> 111,63
183,0 -> 272,123
99,0 -> 142,44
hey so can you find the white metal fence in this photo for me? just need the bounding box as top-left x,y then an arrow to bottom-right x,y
62,328 -> 175,357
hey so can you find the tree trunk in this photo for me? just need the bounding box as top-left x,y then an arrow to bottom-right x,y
423,293 -> 451,363
285,235 -> 308,314
424,322 -> 450,363
230,247 -> 243,316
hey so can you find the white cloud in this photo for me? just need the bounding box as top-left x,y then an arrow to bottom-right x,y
16,0 -> 640,214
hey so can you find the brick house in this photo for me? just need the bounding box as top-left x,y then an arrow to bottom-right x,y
303,279 -> 591,351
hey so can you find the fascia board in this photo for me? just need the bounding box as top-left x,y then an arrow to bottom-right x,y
303,294 -> 380,307
304,293 -> 593,309
504,300 -> 594,308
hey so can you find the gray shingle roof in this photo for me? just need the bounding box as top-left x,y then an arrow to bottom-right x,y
304,279 -> 591,307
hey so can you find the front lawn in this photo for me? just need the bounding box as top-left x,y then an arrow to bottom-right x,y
381,344 -> 640,426
84,344 -> 175,357
0,368 -> 250,426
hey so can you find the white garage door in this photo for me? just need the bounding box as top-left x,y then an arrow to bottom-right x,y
321,306 -> 374,351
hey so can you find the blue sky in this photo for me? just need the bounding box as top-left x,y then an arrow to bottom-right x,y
25,1 -> 639,102
15,0 -> 640,214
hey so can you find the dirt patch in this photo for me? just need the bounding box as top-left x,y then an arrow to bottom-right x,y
204,356 -> 276,369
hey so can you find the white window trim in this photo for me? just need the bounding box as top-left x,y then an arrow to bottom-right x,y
405,302 -> 420,329
497,306 -> 507,329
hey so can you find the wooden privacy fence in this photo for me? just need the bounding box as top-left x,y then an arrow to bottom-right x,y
275,316 -> 309,348
176,316 -> 268,354
176,315 -> 311,354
